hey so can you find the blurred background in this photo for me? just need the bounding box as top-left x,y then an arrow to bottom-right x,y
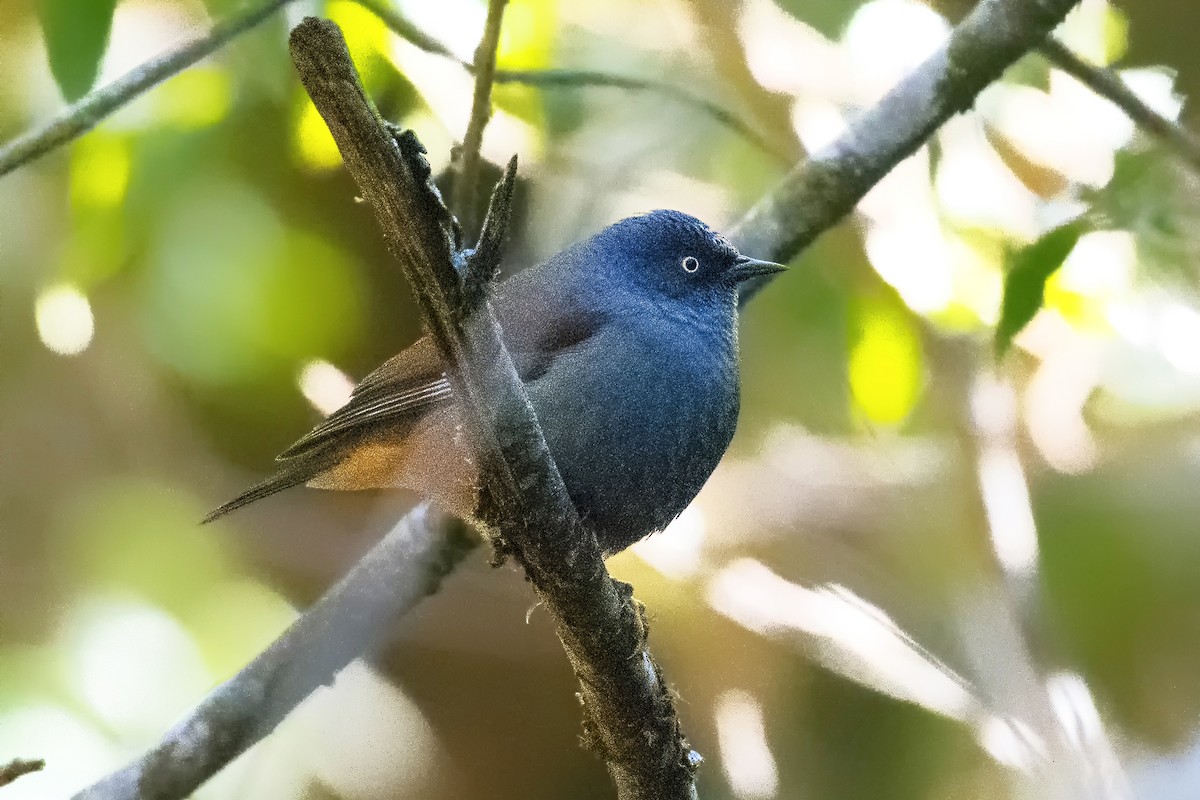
3,0 -> 1200,797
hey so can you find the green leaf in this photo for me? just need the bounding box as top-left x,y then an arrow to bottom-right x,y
37,0 -> 120,102
994,220 -> 1088,359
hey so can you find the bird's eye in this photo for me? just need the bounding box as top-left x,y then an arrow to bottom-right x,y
681,256 -> 700,273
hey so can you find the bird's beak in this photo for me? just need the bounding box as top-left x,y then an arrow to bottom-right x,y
730,255 -> 787,282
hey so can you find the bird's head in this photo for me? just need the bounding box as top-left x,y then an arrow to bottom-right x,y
591,210 -> 785,305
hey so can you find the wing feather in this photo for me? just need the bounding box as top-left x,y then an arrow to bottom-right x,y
278,337 -> 452,459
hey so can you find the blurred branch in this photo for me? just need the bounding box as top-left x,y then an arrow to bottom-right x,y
0,758 -> 44,789
453,0 -> 508,237
351,0 -> 779,158
0,0 -> 773,178
687,0 -> 804,163
72,506 -> 476,800
1038,37 -> 1200,173
734,0 -> 1083,300
0,0 -> 291,178
289,17 -> 698,800
492,69 -> 786,161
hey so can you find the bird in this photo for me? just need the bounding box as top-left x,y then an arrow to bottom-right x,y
203,209 -> 784,555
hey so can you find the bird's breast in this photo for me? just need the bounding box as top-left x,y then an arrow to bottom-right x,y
526,323 -> 739,553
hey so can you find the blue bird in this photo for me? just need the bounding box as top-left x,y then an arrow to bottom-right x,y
204,210 -> 784,554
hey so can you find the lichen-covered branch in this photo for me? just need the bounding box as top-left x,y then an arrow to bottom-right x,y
735,0 -> 1082,301
288,18 -> 698,800
72,506 -> 475,800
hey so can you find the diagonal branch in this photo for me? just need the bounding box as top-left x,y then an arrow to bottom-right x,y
72,506 -> 476,800
0,0 -> 291,178
288,18 -> 698,800
734,0 -> 1083,301
1038,37 -> 1200,173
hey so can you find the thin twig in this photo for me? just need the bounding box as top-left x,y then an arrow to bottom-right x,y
0,758 -> 45,789
355,0 -> 779,160
289,19 -> 699,799
0,0 -> 292,178
72,506 -> 476,800
492,68 -> 787,162
349,0 -> 459,61
454,0 -> 509,238
0,0 -> 772,179
734,0 -> 1083,302
1038,37 -> 1200,173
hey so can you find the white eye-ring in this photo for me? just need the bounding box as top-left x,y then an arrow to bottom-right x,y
681,256 -> 700,273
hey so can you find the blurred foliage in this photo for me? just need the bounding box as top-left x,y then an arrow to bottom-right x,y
36,0 -> 118,101
995,220 -> 1087,358
4,0 -> 1200,799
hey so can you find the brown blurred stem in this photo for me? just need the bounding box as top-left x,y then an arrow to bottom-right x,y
1038,37 -> 1200,173
453,0 -> 508,238
687,0 -> 804,163
0,758 -> 45,788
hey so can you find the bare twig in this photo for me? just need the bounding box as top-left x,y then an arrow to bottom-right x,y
453,0 -> 508,237
0,758 -> 45,789
688,0 -> 804,163
1038,37 -> 1200,173
734,0 -> 1083,301
0,0 -> 291,178
492,68 -> 786,161
0,0 -> 772,179
348,0 -> 458,61
72,506 -> 476,800
289,19 -> 699,799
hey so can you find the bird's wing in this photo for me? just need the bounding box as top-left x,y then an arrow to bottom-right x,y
277,337 -> 451,460
278,268 -> 607,460
490,267 -> 610,381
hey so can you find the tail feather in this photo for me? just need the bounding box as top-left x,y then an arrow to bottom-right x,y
201,470 -> 310,524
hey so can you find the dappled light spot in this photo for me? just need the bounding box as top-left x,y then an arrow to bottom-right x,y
631,503 -> 706,579
1156,302 -> 1200,375
863,218 -> 954,314
848,299 -> 924,425
69,134 -> 130,210
395,0 -> 484,63
971,376 -> 1040,579
35,283 -> 93,356
299,359 -> 355,416
0,706 -> 116,800
715,689 -> 778,800
842,0 -> 950,102
294,97 -> 343,171
708,560 -> 979,721
63,599 -> 211,738
155,66 -> 231,129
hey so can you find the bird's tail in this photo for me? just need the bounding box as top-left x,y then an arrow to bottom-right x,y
201,470 -> 310,524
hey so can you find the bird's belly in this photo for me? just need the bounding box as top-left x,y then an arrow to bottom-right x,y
529,344 -> 738,554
